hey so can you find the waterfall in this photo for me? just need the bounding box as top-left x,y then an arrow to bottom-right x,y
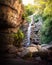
26,13 -> 42,46
26,15 -> 34,46
26,11 -> 40,46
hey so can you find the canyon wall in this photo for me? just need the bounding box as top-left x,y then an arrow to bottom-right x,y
0,0 -> 24,53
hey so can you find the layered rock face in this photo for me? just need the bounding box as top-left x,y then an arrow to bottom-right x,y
0,0 -> 24,53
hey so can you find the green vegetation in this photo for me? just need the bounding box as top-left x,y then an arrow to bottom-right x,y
22,0 -> 52,44
26,17 -> 31,23
40,16 -> 52,44
19,0 -> 22,3
33,0 -> 52,44
13,29 -> 24,47
24,4 -> 35,16
33,15 -> 40,23
34,0 -> 52,15
22,4 -> 36,21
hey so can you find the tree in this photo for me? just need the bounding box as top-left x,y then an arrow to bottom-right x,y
40,16 -> 52,44
34,0 -> 52,16
34,0 -> 52,44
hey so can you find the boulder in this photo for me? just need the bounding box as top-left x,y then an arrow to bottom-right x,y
17,44 -> 41,57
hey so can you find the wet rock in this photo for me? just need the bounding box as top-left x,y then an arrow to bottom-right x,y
35,57 -> 41,61
41,43 -> 52,51
7,45 -> 18,54
29,44 -> 41,50
17,44 -> 42,58
35,44 -> 52,60
17,47 -> 38,57
21,21 -> 29,45
30,21 -> 42,45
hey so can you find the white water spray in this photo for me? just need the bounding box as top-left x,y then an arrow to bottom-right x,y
26,15 -> 34,46
26,11 -> 39,46
26,12 -> 42,46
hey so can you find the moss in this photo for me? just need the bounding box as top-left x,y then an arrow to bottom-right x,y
19,0 -> 22,3
13,29 -> 24,47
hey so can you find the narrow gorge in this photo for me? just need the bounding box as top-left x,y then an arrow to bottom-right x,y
0,0 -> 52,65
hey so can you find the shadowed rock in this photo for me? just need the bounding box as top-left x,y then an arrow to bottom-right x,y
0,0 -> 24,57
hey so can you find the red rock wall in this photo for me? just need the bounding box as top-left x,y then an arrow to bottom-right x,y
0,0 -> 24,29
0,0 -> 24,52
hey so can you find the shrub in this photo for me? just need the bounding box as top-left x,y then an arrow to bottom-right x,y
40,16 -> 52,44
26,17 -> 31,23
33,15 -> 41,23
19,0 -> 22,3
13,29 -> 24,47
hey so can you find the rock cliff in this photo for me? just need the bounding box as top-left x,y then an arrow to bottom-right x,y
0,0 -> 24,53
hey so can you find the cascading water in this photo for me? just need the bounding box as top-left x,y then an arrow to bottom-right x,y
26,12 -> 42,46
26,15 -> 34,46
